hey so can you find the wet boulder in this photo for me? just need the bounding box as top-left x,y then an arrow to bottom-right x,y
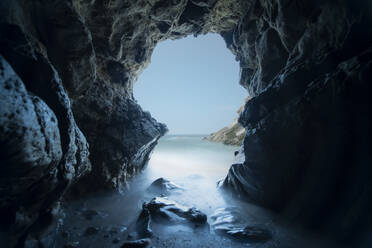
144,197 -> 207,224
135,197 -> 207,238
121,238 -> 151,248
147,178 -> 184,195
210,207 -> 272,243
136,208 -> 153,238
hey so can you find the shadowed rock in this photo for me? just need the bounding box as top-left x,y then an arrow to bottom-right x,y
121,238 -> 151,248
211,207 -> 272,243
84,227 -> 100,236
136,209 -> 153,238
136,197 -> 207,239
144,197 -> 207,224
147,178 -> 184,195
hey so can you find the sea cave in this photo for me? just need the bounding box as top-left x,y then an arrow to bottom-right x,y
1,0 -> 372,247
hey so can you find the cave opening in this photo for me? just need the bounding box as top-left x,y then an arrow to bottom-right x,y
1,0 -> 372,247
133,32 -> 247,181
131,32 -> 248,224
134,33 -> 247,135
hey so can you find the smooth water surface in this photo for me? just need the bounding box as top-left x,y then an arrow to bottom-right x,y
143,135 -> 239,215
58,136 -> 342,248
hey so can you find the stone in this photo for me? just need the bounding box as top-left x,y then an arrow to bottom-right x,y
84,227 -> 100,236
144,197 -> 207,224
127,232 -> 136,240
121,238 -> 151,248
205,97 -> 249,146
147,178 -> 184,195
108,225 -> 127,235
136,209 -> 153,238
112,237 -> 121,244
64,241 -> 79,248
210,208 -> 271,242
61,231 -> 70,239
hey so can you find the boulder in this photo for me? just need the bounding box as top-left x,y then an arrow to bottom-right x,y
147,178 -> 184,195
210,208 -> 272,242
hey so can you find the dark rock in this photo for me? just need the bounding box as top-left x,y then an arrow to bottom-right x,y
81,209 -> 99,220
112,237 -> 121,244
147,178 -> 184,195
228,226 -> 272,242
121,238 -> 151,248
136,208 -> 153,238
127,232 -> 136,240
144,197 -> 207,224
205,98 -> 249,146
210,208 -> 271,242
84,227 -> 100,236
61,231 -> 70,239
108,225 -> 127,235
64,241 -> 79,248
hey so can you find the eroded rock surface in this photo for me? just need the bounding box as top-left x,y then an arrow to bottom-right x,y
147,178 -> 184,196
121,238 -> 151,248
205,97 -> 249,146
136,197 -> 207,238
211,208 -> 272,242
0,0 -> 372,247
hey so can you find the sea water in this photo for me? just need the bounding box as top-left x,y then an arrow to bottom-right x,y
58,135 -> 341,248
142,134 -> 240,215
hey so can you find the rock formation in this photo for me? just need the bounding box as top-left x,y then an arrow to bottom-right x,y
0,0 -> 372,247
205,97 -> 249,146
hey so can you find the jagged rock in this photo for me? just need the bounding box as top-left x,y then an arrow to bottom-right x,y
205,97 -> 250,146
210,208 -> 272,242
136,208 -> 153,238
143,197 -> 207,224
112,237 -> 121,244
84,227 -> 100,236
121,238 -> 151,248
147,178 -> 184,195
136,197 -> 207,239
0,56 -> 64,247
64,241 -> 79,248
108,225 -> 127,235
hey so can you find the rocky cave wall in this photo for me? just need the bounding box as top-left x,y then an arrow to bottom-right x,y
1,0 -> 372,247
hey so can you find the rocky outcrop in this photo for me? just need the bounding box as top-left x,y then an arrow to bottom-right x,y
1,0 -> 372,247
136,197 -> 207,239
0,0 -> 247,246
211,208 -> 272,243
0,35 -> 91,246
205,98 -> 249,146
221,0 -> 372,243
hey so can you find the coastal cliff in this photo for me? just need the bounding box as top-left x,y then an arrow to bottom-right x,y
205,98 -> 248,146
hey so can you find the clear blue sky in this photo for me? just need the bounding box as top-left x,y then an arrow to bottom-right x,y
134,33 -> 247,135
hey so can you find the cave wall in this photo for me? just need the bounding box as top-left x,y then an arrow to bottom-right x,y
222,0 -> 372,242
0,0 -> 372,246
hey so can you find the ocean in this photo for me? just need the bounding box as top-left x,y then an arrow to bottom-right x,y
142,134 -> 240,215
57,135 -> 335,248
